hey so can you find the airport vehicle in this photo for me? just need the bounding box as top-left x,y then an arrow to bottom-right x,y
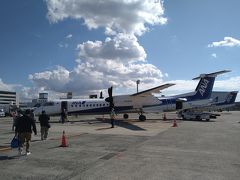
178,91 -> 238,121
34,70 -> 229,121
0,109 -> 5,117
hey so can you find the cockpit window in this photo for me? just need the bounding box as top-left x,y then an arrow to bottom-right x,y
43,102 -> 54,106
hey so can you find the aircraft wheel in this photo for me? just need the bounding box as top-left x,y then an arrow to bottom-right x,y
196,116 -> 202,121
139,114 -> 146,121
123,114 -> 129,119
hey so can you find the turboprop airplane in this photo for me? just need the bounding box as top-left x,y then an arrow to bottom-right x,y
33,83 -> 175,118
206,91 -> 238,111
34,70 -> 230,121
178,91 -> 238,121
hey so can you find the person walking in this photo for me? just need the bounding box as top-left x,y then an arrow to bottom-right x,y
30,109 -> 36,122
60,108 -> 67,124
38,110 -> 50,140
110,108 -> 116,128
15,109 -> 37,155
11,111 -> 17,131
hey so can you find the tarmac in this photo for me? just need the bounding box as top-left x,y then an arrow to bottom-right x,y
0,111 -> 240,180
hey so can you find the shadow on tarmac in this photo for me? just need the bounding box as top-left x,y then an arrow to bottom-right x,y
0,154 -> 27,161
95,118 -> 146,131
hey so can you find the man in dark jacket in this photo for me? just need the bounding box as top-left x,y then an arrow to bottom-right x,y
38,110 -> 50,140
15,109 -> 37,155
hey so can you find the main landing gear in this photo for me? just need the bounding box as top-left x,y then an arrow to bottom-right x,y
123,113 -> 146,121
139,114 -> 146,121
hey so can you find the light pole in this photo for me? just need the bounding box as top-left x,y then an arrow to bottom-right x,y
136,80 -> 140,93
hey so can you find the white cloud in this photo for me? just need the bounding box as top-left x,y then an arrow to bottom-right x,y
58,42 -> 68,48
65,34 -> 73,39
211,53 -> 217,58
77,34 -> 146,63
28,0 -> 168,97
0,78 -> 13,91
29,66 -> 70,92
30,31 -> 165,95
208,37 -> 240,47
46,0 -> 167,36
29,59 -> 164,95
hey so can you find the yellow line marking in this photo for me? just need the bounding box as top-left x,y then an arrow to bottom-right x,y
0,147 -> 11,151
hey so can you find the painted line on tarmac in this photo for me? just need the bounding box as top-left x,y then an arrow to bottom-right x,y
0,147 -> 11,152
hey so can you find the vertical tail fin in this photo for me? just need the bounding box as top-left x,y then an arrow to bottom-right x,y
192,70 -> 231,100
193,76 -> 215,99
224,91 -> 238,104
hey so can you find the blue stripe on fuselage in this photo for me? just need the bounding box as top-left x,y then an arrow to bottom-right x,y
69,106 -> 133,115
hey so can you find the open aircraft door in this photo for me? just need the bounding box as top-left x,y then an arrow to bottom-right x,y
61,101 -> 68,114
176,98 -> 186,110
176,100 -> 183,110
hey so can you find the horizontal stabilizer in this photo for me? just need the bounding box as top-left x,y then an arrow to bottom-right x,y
192,70 -> 231,80
131,83 -> 175,97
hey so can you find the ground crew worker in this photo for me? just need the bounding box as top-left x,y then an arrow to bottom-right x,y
61,108 -> 67,123
38,110 -> 50,140
15,109 -> 37,155
110,108 -> 115,128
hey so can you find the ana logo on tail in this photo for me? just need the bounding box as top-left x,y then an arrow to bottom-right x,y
199,79 -> 209,96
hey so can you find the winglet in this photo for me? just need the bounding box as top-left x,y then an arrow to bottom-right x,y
131,83 -> 175,96
192,70 -> 231,80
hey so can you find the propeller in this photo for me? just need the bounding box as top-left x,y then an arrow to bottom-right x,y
100,91 -> 103,99
105,86 -> 114,111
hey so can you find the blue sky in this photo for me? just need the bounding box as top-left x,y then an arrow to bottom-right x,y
0,0 -> 240,101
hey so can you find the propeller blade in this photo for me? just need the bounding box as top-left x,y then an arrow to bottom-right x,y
106,86 -> 114,110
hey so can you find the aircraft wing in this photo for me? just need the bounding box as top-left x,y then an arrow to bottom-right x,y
131,83 -> 175,97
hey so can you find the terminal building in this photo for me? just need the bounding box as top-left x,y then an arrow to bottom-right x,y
32,92 -> 48,106
0,90 -> 17,108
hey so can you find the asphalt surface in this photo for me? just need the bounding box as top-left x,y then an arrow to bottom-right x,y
0,112 -> 240,180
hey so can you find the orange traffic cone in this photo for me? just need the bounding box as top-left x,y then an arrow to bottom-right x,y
60,130 -> 68,147
172,119 -> 178,127
163,113 -> 167,121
